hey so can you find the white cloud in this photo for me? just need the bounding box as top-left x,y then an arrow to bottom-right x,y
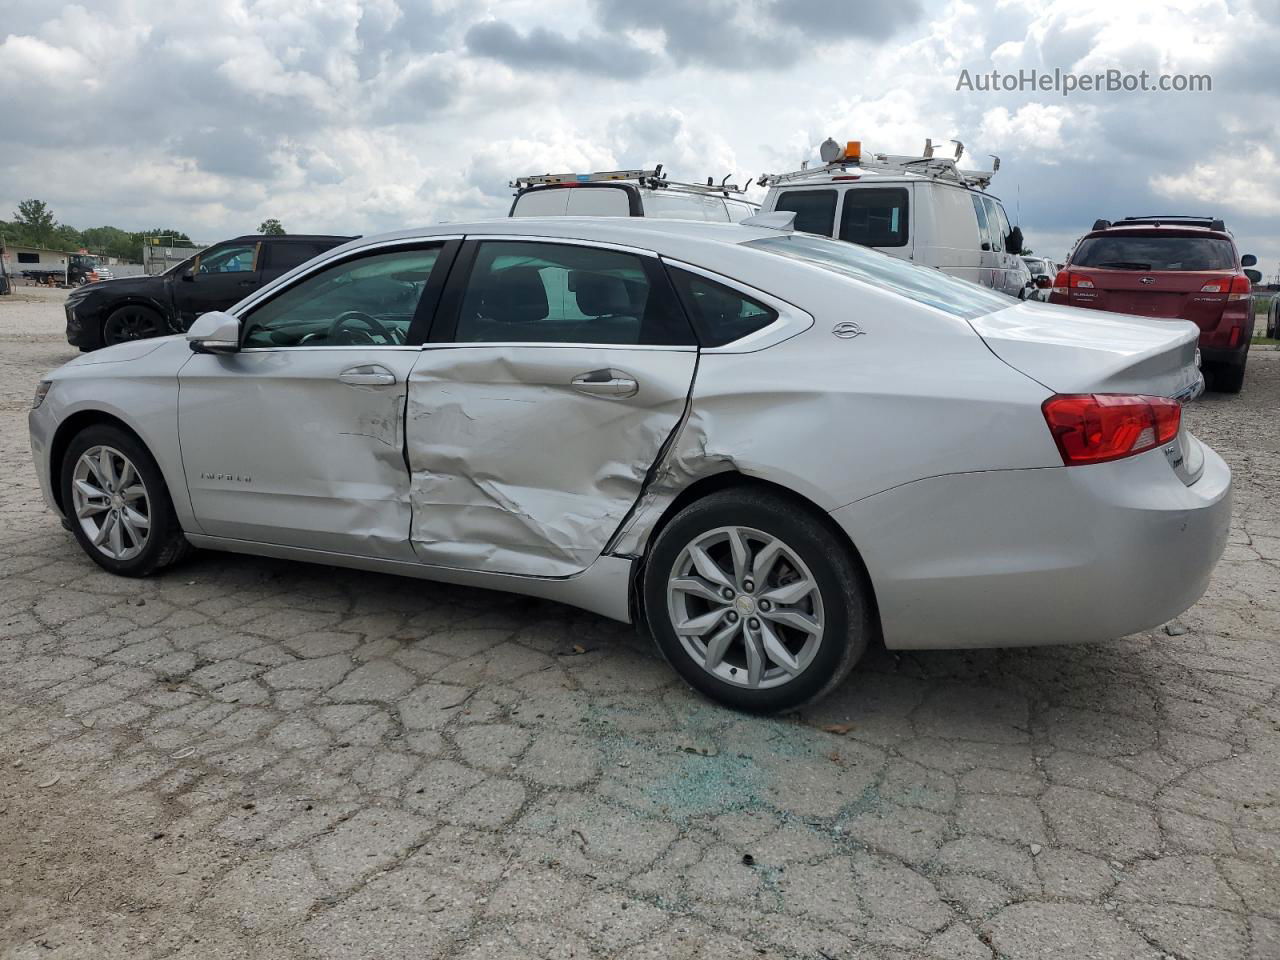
1152,145 -> 1280,217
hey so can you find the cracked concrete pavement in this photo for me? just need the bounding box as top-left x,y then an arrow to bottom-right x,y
1,291 -> 1277,960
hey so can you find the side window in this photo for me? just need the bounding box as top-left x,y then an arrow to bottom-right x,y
241,247 -> 440,348
971,195 -> 993,252
773,190 -> 837,236
643,192 -> 730,222
981,196 -> 1004,252
668,268 -> 778,348
197,243 -> 258,275
993,202 -> 1014,252
455,241 -> 694,346
264,242 -> 324,273
725,199 -> 757,223
839,187 -> 909,248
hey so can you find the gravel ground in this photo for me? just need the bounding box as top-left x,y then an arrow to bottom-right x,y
1,293 -> 1277,960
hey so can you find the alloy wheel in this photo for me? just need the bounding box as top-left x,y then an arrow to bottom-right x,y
105,309 -> 159,344
70,445 -> 151,561
666,525 -> 825,690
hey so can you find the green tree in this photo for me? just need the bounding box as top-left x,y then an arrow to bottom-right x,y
13,199 -> 56,246
258,218 -> 285,236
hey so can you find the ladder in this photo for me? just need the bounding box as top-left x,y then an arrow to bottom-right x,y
511,166 -> 749,196
759,150 -> 999,192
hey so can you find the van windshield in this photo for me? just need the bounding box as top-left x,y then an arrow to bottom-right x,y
1072,234 -> 1235,271
747,232 -> 1012,318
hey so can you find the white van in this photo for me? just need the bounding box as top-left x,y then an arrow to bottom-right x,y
759,140 -> 1033,299
509,168 -> 758,223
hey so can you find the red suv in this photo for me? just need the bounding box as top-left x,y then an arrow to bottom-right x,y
1050,216 -> 1260,392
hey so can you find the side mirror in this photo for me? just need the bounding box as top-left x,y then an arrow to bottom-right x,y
187,310 -> 241,354
980,241 -> 991,251
1241,254 -> 1257,267
1008,226 -> 1025,256
1035,275 -> 1052,288
1244,269 -> 1262,284
181,270 -> 194,282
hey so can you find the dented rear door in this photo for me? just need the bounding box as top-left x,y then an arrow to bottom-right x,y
405,237 -> 698,577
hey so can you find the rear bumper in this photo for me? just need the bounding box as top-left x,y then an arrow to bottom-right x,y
831,438 -> 1231,649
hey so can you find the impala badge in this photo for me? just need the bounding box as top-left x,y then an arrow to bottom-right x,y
832,321 -> 866,339
1140,277 -> 1156,284
201,471 -> 252,483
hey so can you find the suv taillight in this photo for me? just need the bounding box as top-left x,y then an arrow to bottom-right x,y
1050,270 -> 1094,295
1200,275 -> 1250,300
1042,394 -> 1181,466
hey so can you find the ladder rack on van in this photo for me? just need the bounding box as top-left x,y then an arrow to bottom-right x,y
510,166 -> 748,196
758,153 -> 998,192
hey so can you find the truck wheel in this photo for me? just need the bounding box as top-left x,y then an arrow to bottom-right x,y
103,305 -> 163,346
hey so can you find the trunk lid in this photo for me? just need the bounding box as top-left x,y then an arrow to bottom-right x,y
969,300 -> 1202,400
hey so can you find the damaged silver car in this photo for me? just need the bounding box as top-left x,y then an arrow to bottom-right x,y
29,216 -> 1231,711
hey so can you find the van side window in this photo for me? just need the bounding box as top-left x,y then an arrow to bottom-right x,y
992,202 -> 1014,251
980,196 -> 1004,252
773,190 -> 837,237
668,268 -> 778,347
839,187 -> 908,248
970,194 -> 992,250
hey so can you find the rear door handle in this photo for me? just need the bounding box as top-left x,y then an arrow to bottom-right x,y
339,364 -> 397,386
571,369 -> 639,398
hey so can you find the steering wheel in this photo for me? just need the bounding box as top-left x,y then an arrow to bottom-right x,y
326,310 -> 396,345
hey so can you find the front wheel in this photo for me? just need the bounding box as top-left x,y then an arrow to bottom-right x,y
643,488 -> 873,713
103,305 -> 164,346
60,424 -> 191,576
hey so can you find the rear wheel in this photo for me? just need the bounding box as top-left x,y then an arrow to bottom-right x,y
1212,361 -> 1246,394
103,305 -> 163,346
643,488 -> 873,713
60,424 -> 191,576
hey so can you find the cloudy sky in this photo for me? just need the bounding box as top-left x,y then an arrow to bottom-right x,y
2,0 -> 1278,271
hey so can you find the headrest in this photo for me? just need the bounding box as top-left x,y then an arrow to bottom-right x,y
572,271 -> 632,317
479,266 -> 548,323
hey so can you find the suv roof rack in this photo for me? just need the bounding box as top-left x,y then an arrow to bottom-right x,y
510,165 -> 748,197
1114,215 -> 1227,231
759,138 -> 999,191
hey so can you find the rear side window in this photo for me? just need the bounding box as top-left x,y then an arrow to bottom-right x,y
980,196 -> 1004,252
971,194 -> 992,250
265,242 -> 325,272
773,190 -> 837,237
454,241 -> 694,346
1071,234 -> 1236,271
839,187 -> 908,248
668,268 -> 778,347
725,199 -> 758,222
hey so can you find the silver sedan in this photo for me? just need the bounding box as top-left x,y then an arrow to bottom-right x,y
29,216 -> 1231,711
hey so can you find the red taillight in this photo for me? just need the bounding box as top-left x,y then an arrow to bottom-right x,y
1042,394 -> 1181,466
1202,275 -> 1251,300
1050,270 -> 1093,295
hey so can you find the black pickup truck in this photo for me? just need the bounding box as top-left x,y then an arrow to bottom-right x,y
64,233 -> 354,350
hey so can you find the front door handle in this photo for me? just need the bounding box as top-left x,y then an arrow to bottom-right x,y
339,364 -> 397,386
571,368 -> 639,398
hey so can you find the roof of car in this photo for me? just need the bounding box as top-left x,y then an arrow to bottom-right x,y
330,217 -> 786,259
227,234 -> 357,243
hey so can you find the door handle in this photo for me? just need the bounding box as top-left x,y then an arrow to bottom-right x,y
571,369 -> 639,398
339,364 -> 397,386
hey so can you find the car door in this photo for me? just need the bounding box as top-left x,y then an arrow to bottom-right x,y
174,240 -> 262,328
405,237 -> 699,577
178,239 -> 458,559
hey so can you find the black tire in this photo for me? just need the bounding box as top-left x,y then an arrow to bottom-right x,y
642,488 -> 874,713
1211,360 -> 1246,394
103,305 -> 164,346
59,424 -> 192,577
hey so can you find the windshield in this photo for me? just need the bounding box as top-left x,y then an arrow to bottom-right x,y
746,232 -> 1012,318
1072,234 -> 1235,271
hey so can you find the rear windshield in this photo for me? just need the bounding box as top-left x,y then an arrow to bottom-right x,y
747,232 -> 1011,318
1072,234 -> 1235,271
